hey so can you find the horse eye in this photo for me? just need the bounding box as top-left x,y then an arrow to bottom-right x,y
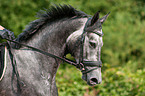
89,41 -> 96,48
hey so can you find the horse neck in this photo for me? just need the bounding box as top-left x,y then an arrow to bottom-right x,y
14,18 -> 87,74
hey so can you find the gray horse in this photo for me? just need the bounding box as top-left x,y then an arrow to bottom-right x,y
0,5 -> 109,96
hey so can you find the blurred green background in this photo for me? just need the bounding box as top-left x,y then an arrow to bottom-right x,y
0,0 -> 145,96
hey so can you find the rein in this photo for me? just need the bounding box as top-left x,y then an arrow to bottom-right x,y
0,18 -> 103,73
3,37 -> 102,73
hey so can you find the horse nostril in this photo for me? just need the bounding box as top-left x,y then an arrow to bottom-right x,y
90,78 -> 98,84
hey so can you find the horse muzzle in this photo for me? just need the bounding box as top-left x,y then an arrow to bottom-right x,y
82,66 -> 102,86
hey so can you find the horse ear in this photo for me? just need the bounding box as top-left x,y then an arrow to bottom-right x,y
100,12 -> 110,24
90,11 -> 100,26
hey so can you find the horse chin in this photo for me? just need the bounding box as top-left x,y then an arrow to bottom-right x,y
87,82 -> 97,86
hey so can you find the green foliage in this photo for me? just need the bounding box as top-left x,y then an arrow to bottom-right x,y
0,0 -> 145,95
0,0 -> 50,36
56,62 -> 145,96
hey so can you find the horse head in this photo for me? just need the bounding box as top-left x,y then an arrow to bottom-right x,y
66,11 -> 110,86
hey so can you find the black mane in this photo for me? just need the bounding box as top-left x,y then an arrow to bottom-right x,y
16,5 -> 88,42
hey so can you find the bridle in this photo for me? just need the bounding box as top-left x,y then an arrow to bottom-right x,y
0,18 -> 103,74
76,17 -> 103,74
